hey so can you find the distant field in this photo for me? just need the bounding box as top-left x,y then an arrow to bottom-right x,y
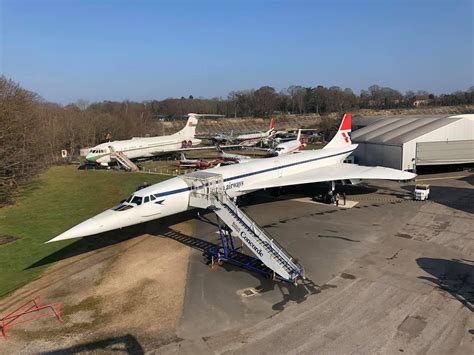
304,143 -> 325,150
0,166 -> 167,298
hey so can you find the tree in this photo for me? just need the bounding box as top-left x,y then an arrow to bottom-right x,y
287,85 -> 306,114
74,99 -> 90,111
254,86 -> 278,116
360,85 -> 403,108
0,76 -> 45,203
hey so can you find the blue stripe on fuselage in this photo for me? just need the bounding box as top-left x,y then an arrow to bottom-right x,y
152,149 -> 353,198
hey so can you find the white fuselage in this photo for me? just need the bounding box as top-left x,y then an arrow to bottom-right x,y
86,136 -> 201,165
85,115 -> 200,165
236,131 -> 270,141
54,145 -> 355,241
273,139 -> 304,156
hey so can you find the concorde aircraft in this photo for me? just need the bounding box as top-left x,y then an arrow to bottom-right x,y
48,113 -> 416,243
84,114 -> 202,166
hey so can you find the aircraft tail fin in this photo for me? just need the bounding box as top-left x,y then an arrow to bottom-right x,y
324,113 -> 352,149
267,117 -> 276,137
176,114 -> 198,139
269,117 -> 275,130
296,129 -> 302,142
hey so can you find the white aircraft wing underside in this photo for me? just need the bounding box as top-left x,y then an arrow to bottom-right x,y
239,163 -> 416,191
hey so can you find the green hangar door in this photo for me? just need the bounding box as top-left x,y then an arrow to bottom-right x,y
415,140 -> 474,166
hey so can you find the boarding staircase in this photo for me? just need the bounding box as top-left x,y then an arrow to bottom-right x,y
111,151 -> 139,172
181,171 -> 304,283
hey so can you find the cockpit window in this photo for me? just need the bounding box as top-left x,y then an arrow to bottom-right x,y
144,196 -> 150,203
150,195 -> 156,201
125,195 -> 133,203
131,196 -> 143,205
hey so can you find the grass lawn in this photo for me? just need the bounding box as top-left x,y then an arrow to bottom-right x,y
0,166 -> 168,298
304,143 -> 325,150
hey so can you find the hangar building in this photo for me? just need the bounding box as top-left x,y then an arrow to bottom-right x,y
351,114 -> 474,171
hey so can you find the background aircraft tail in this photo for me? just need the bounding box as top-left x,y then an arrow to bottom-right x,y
267,117 -> 276,137
324,113 -> 352,149
176,114 -> 199,139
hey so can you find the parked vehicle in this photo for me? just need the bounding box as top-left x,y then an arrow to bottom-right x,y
414,184 -> 430,201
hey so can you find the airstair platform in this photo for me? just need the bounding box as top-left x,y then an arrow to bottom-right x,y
111,151 -> 139,172
180,171 -> 304,283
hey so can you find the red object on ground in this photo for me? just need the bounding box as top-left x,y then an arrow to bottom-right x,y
1,296 -> 62,337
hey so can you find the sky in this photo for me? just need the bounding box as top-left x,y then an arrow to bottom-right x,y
1,0 -> 473,104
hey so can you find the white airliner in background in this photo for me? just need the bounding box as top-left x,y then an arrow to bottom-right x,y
272,129 -> 306,156
85,114 -> 202,166
49,113 -> 416,243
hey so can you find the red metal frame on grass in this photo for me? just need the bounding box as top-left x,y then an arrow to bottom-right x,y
1,295 -> 62,337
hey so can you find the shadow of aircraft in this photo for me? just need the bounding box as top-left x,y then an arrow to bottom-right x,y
163,228 -> 320,310
460,172 -> 474,186
212,256 -> 321,311
237,182 -> 378,207
417,258 -> 474,312
43,334 -> 144,354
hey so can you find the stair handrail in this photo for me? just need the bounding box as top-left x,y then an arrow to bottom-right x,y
217,193 -> 302,275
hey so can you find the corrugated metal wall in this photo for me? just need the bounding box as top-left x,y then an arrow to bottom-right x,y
416,140 -> 474,165
353,143 -> 402,170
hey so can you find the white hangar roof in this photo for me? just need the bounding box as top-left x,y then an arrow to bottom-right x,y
351,115 -> 472,146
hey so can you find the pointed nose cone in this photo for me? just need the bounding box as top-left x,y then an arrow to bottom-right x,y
46,217 -> 102,243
